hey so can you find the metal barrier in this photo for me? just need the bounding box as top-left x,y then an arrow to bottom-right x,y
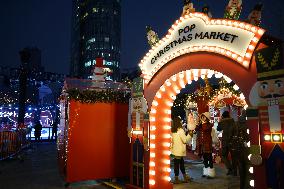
0,129 -> 31,160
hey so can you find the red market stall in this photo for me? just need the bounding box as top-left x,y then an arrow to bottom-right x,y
57,68 -> 131,183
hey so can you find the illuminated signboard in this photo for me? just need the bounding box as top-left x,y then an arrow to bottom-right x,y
139,13 -> 265,84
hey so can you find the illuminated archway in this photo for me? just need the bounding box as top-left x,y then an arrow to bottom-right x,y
134,12 -> 266,189
147,68 -> 248,188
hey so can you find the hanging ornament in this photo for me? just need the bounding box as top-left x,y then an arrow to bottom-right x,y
224,0 -> 242,20
146,26 -> 159,47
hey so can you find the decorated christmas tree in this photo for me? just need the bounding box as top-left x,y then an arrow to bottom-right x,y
224,0 -> 242,20
247,3 -> 263,27
146,26 -> 159,47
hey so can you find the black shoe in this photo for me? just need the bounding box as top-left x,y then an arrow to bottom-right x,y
226,169 -> 233,175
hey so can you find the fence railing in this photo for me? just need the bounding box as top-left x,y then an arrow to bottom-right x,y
0,129 -> 31,160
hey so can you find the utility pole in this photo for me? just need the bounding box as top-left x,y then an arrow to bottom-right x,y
18,48 -> 30,125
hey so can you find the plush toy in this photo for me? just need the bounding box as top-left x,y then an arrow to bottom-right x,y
182,0 -> 195,16
247,3 -> 263,26
224,0 -> 242,20
146,26 -> 159,47
187,112 -> 197,130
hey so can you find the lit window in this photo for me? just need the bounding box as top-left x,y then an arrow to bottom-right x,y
83,12 -> 88,18
103,61 -> 114,66
92,8 -> 99,13
114,10 -> 117,15
84,60 -> 92,67
104,37 -> 109,42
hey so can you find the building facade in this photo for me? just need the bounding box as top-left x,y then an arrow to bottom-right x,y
70,0 -> 121,80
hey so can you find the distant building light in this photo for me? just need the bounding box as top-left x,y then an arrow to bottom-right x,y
103,60 -> 114,66
88,38 -> 95,43
92,7 -> 99,13
84,60 -> 92,67
105,76 -> 113,81
83,12 -> 88,18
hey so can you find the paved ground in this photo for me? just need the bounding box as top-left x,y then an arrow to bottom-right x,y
0,142 -> 239,189
171,160 -> 239,189
0,142 -> 111,189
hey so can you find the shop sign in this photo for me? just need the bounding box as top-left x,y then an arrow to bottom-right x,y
140,13 -> 264,83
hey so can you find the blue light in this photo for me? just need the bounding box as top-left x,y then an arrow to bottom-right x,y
28,107 -> 32,111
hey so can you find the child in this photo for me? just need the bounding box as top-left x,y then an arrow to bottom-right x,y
199,112 -> 215,179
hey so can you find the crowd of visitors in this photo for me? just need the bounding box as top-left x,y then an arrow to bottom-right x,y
171,110 -> 250,188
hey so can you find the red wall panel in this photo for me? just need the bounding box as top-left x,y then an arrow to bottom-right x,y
66,100 -> 130,183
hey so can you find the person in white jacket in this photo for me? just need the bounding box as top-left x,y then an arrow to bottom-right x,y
171,116 -> 192,184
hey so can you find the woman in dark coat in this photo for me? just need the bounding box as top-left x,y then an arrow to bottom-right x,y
217,111 -> 236,175
34,121 -> 42,141
199,112 -> 215,179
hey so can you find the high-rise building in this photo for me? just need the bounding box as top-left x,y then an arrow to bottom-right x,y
70,0 -> 121,80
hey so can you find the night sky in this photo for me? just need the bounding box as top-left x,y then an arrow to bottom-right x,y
1,0 -> 284,75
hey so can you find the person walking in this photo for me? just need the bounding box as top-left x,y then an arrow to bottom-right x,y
236,110 -> 250,189
51,122 -> 58,141
217,111 -> 236,176
34,121 -> 42,142
199,112 -> 215,179
171,116 -> 192,184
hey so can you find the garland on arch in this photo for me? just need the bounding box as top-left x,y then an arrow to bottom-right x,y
66,88 -> 131,104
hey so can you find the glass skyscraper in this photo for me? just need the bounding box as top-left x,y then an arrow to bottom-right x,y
70,0 -> 121,80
